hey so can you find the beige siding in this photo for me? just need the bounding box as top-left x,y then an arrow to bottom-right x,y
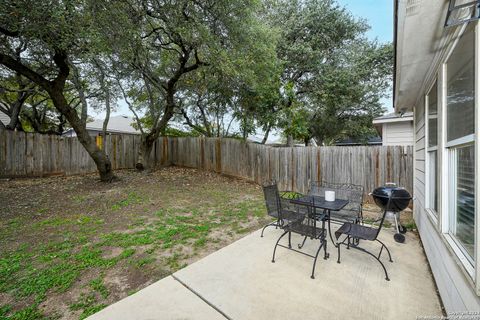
414,102 -> 426,214
383,121 -> 414,146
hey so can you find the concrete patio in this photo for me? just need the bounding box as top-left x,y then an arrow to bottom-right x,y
88,226 -> 443,320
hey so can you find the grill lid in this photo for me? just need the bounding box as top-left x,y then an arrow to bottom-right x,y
371,184 -> 411,212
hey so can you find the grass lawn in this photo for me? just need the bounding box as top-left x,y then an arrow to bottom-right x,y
0,167 -> 270,320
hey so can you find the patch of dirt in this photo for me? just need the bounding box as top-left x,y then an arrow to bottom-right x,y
0,167 -> 267,319
101,247 -> 124,259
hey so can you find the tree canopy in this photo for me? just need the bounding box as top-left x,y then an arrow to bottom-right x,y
0,0 -> 393,178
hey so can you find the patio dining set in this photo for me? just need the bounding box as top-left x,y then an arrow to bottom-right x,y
261,181 -> 411,281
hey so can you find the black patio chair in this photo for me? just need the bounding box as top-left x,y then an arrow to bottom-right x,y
308,181 -> 364,224
260,182 -> 304,237
308,181 -> 363,246
334,197 -> 393,281
271,197 -> 329,279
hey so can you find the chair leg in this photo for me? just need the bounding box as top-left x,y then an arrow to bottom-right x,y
261,221 -> 277,237
323,237 -> 329,260
337,240 -> 342,263
354,245 -> 390,281
311,240 -> 325,279
370,251 -> 390,281
298,235 -> 308,249
377,239 -> 393,262
272,231 -> 289,263
288,231 -> 292,249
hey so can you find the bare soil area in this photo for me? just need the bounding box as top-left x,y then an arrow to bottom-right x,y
0,167 -> 269,319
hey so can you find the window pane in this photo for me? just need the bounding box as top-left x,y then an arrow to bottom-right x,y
428,150 -> 439,213
451,144 -> 475,259
428,81 -> 438,147
446,26 -> 475,142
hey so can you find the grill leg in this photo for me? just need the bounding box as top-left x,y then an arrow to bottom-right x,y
272,231 -> 289,263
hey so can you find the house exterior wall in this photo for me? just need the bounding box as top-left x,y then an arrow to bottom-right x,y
382,121 -> 413,146
0,110 -> 10,126
411,22 -> 480,312
414,99 -> 480,311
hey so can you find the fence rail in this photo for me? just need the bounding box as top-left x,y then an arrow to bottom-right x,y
0,130 -> 413,197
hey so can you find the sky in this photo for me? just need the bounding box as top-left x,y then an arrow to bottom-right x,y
337,0 -> 394,111
336,0 -> 394,44
97,0 -> 395,134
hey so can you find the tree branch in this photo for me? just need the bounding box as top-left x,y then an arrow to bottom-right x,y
0,26 -> 19,37
0,53 -> 51,89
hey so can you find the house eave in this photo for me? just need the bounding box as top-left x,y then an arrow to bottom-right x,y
394,0 -> 450,113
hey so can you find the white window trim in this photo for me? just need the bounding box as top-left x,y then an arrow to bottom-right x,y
425,79 -> 440,222
445,233 -> 475,278
446,134 -> 475,148
474,20 -> 480,294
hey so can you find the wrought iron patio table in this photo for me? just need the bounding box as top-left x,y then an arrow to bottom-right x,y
290,196 -> 349,248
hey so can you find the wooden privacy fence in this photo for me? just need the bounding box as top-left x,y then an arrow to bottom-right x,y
0,129 -> 142,177
166,137 -> 413,196
0,130 -> 413,197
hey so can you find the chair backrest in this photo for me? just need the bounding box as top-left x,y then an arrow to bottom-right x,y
309,181 -> 364,212
262,182 -> 282,219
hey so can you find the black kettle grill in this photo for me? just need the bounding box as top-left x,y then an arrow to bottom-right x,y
371,183 -> 412,243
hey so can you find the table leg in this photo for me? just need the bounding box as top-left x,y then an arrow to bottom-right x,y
327,209 -> 338,248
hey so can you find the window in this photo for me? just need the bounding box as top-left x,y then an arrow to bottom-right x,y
450,145 -> 475,259
427,81 -> 439,214
446,25 -> 475,262
445,0 -> 480,28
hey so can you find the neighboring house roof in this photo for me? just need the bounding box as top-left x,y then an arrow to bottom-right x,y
372,112 -> 413,125
334,136 -> 382,146
0,110 -> 10,126
63,115 -> 141,136
86,115 -> 140,134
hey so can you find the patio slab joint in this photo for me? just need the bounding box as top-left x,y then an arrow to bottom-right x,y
171,274 -> 232,320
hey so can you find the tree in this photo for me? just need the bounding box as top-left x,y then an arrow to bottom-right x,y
309,41 -> 392,145
264,0 -> 392,146
108,0 -> 277,168
0,0 -> 115,181
0,68 -> 32,131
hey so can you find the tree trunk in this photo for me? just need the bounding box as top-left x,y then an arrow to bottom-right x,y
0,52 -> 115,181
261,123 -> 271,144
6,99 -> 23,130
49,89 -> 114,182
100,72 -> 111,151
304,137 -> 310,146
72,66 -> 88,127
287,135 -> 294,147
102,97 -> 110,151
136,86 -> 176,170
